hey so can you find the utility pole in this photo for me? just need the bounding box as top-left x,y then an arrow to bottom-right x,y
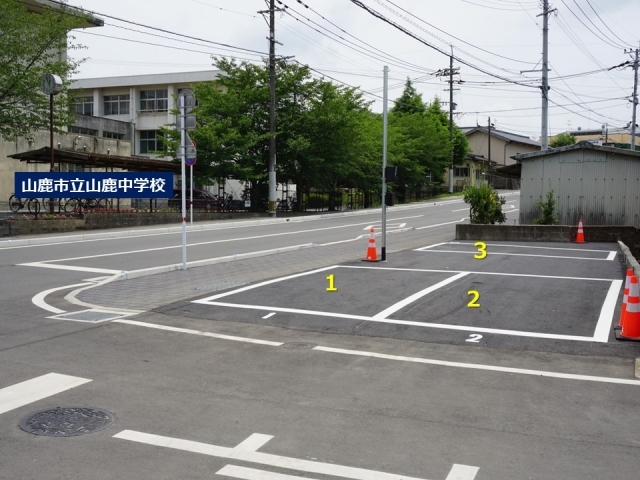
437,46 -> 459,194
487,117 -> 492,175
538,0 -> 555,151
381,66 -> 389,262
628,47 -> 639,151
259,1 -> 280,216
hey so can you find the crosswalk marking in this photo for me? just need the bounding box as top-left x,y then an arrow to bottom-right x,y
0,373 -> 92,415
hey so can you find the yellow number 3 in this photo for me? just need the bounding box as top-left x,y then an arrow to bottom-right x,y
474,241 -> 487,260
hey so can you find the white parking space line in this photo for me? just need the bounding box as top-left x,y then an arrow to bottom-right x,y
593,280 -> 623,342
446,464 -> 480,480
233,434 -> 274,452
217,465 -> 316,479
415,250 -> 613,261
115,319 -> 640,385
449,242 -> 617,253
607,251 -> 617,260
373,273 -> 469,320
0,373 -> 92,415
415,242 -> 448,251
415,219 -> 466,230
114,430 -> 435,480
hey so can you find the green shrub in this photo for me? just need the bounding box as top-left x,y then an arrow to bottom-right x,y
533,188 -> 558,225
463,184 -> 506,224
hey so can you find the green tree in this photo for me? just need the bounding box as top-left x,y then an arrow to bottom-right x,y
550,132 -> 576,148
391,78 -> 426,115
0,0 -> 89,140
463,184 -> 506,224
533,187 -> 558,225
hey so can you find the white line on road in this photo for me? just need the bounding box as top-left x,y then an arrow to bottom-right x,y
233,434 -> 274,452
446,464 -> 480,480
115,320 -> 640,385
415,219 -> 466,230
606,251 -> 617,261
32,282 -> 93,314
373,273 -> 469,320
449,242 -> 616,253
217,465 -> 316,479
451,207 -> 469,212
18,262 -> 121,274
0,373 -> 92,415
114,430 -> 434,480
593,280 -> 623,342
262,313 -> 277,319
415,250 -> 614,261
414,242 -> 448,251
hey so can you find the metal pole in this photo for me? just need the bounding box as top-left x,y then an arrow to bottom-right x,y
49,94 -> 54,214
448,49 -> 454,194
631,48 -> 639,151
268,0 -> 277,217
381,66 -> 389,262
488,117 -> 492,177
180,94 -> 187,270
541,0 -> 550,151
190,164 -> 193,225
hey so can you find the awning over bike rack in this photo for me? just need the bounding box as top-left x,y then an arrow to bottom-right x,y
9,147 -> 202,173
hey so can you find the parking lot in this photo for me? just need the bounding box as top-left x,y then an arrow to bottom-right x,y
177,241 -> 634,357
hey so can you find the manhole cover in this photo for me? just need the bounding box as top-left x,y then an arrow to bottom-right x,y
19,407 -> 114,437
281,342 -> 316,350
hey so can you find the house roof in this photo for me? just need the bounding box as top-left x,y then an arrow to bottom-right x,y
8,147 -> 204,174
514,140 -> 640,161
71,70 -> 223,90
461,126 -> 541,148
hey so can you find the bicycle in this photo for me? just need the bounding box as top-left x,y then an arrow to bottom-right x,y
8,195 -> 41,214
63,198 -> 103,213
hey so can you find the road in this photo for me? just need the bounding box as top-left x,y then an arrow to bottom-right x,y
2,192 -> 640,480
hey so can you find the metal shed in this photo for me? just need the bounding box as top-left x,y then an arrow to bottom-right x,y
515,141 -> 640,227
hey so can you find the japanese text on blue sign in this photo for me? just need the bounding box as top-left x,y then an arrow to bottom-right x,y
15,172 -> 174,199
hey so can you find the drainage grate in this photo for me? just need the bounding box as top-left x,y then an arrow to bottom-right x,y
281,342 -> 316,350
19,407 -> 114,437
192,281 -> 246,292
48,310 -> 129,323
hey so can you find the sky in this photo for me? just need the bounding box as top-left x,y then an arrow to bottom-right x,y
68,0 -> 640,141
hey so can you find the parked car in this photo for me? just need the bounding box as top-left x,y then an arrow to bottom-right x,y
168,188 -> 219,211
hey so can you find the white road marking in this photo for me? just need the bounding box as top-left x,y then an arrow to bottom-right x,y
451,207 -> 470,212
32,282 -> 93,314
116,319 -> 640,385
606,251 -> 617,261
262,313 -> 277,319
114,319 -> 283,346
18,262 -> 121,274
446,464 -> 480,480
593,280 -> 623,342
363,223 -> 408,230
415,250 -> 613,261
114,430 -> 433,480
373,273 -> 469,320
415,219 -> 466,230
449,242 -> 616,253
0,373 -> 91,415
414,242 -> 449,251
233,434 -> 274,452
217,465 -> 315,479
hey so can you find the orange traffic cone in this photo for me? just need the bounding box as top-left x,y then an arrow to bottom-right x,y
618,268 -> 634,329
364,228 -> 378,262
574,218 -> 586,243
621,275 -> 640,339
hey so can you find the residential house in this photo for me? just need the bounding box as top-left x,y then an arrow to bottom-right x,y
549,128 -> 640,150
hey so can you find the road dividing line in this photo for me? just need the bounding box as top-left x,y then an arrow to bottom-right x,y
18,262 -> 121,274
113,430 -> 433,480
593,280 -> 623,342
373,273 -> 469,320
446,464 -> 479,480
0,373 -> 91,415
217,465 -> 315,479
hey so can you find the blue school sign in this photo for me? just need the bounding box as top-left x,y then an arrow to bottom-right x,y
15,172 -> 173,199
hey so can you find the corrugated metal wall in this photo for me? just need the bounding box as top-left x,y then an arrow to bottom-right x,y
520,149 -> 640,227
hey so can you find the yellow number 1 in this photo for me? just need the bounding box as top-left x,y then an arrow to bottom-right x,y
474,241 -> 487,260
326,274 -> 338,292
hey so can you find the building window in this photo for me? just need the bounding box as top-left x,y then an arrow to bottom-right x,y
139,89 -> 168,112
68,125 -> 98,136
454,167 -> 469,177
73,96 -> 94,116
103,131 -> 125,140
139,130 -> 162,154
104,94 -> 130,115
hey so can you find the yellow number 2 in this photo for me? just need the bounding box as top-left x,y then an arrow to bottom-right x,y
474,241 -> 487,260
326,274 -> 338,292
467,290 -> 480,308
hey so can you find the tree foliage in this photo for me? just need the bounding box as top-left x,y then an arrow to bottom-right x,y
533,187 -> 558,225
463,184 -> 506,224
550,132 -> 576,148
0,0 -> 88,140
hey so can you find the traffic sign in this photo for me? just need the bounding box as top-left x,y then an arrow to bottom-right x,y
185,157 -> 196,166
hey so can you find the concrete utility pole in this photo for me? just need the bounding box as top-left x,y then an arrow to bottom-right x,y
449,52 -> 454,194
487,117 -> 492,175
630,48 -> 639,151
381,66 -> 389,261
539,0 -> 554,151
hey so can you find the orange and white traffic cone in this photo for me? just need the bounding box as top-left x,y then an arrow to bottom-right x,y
621,275 -> 640,340
617,268 -> 634,330
574,218 -> 586,243
364,228 -> 378,262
